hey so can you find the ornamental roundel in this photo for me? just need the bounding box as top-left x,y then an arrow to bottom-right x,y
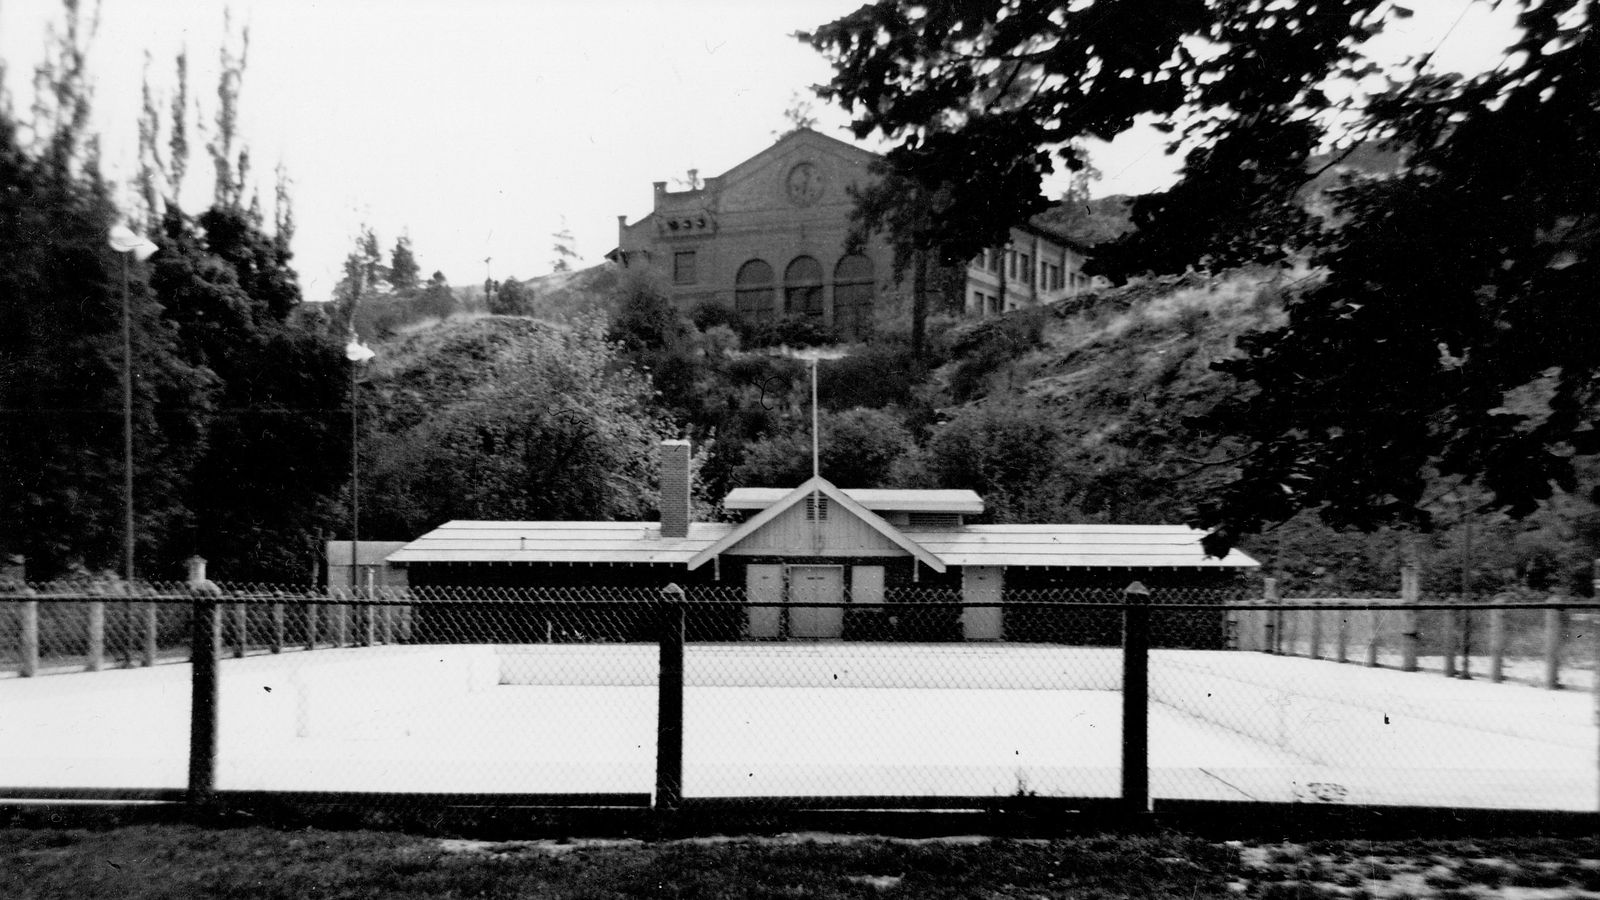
784,161 -> 825,207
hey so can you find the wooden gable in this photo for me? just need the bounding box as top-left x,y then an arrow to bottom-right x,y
721,493 -> 908,558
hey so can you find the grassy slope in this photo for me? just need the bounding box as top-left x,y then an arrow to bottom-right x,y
4,826 -> 1598,899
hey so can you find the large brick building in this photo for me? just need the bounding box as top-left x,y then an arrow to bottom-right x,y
607,129 -> 1093,338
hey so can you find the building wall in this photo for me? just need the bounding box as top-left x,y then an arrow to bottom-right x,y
614,130 -> 906,338
963,228 -> 1094,316
613,129 -> 1091,336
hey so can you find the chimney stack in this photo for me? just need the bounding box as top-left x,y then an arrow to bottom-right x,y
186,555 -> 208,586
660,440 -> 691,539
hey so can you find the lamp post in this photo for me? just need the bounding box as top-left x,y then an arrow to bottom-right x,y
107,226 -> 159,586
344,335 -> 376,618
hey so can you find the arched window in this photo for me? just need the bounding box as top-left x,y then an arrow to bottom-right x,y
784,256 -> 824,321
734,259 -> 775,322
831,254 -> 874,339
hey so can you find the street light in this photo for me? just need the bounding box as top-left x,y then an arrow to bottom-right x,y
107,225 -> 158,586
344,335 -> 376,609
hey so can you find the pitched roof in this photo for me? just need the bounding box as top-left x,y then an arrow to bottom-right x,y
686,477 -> 947,573
901,524 -> 1258,569
724,487 -> 983,514
386,520 -> 733,565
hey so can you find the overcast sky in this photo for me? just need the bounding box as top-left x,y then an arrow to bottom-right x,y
1,0 -> 1517,302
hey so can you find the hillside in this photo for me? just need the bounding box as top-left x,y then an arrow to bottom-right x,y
924,270 -> 1600,595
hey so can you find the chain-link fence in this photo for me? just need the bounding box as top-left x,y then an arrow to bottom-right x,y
1,582 -> 1595,818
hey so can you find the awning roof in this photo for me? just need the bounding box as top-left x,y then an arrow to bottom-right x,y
387,520 -> 733,565
724,487 -> 984,514
902,525 -> 1257,569
387,513 -> 1257,570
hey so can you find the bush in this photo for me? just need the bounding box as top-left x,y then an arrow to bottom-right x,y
738,314 -> 837,349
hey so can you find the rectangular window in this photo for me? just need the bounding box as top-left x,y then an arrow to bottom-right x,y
1021,253 -> 1032,285
1007,251 -> 1017,278
673,251 -> 697,285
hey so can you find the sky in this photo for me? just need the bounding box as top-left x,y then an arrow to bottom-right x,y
0,0 -> 1520,302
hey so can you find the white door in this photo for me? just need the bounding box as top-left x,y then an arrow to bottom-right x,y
962,566 -> 1003,641
745,564 -> 783,639
788,565 -> 844,639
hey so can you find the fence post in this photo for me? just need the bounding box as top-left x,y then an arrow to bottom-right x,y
1334,610 -> 1348,663
1544,603 -> 1563,690
1121,580 -> 1151,816
1442,603 -> 1458,678
1489,599 -> 1506,683
1400,566 -> 1420,672
333,595 -> 348,647
188,592 -> 220,805
1309,606 -> 1323,660
143,601 -> 159,666
233,602 -> 247,659
1263,577 -> 1279,655
86,600 -> 105,672
1366,606 -> 1380,668
20,599 -> 39,676
656,583 -> 686,812
306,601 -> 319,650
270,596 -> 285,654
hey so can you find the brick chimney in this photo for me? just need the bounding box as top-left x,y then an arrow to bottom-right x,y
660,439 -> 692,539
186,555 -> 208,585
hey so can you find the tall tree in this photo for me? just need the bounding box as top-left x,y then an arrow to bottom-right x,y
550,219 -> 580,273
0,10 -> 215,577
389,233 -> 419,292
807,0 -> 1600,551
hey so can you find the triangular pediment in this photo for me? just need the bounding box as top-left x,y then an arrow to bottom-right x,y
711,129 -> 881,215
687,477 -> 945,572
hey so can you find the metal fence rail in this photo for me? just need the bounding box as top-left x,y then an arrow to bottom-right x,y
1,581 -> 1596,821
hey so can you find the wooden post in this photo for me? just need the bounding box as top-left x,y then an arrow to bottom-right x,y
1544,605 -> 1563,690
1335,611 -> 1348,664
1489,601 -> 1507,683
1442,605 -> 1458,678
1121,581 -> 1152,815
1400,566 -> 1420,672
1263,577 -> 1279,655
1366,608 -> 1380,668
656,584 -> 686,811
188,595 -> 220,805
143,601 -> 159,666
86,600 -> 105,672
233,603 -> 247,659
270,600 -> 285,654
1309,607 -> 1323,660
20,600 -> 39,677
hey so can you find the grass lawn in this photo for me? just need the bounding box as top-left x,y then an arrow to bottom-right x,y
3,825 -> 1600,899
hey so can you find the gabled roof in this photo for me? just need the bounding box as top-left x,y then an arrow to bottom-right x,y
902,525 -> 1258,569
686,477 -> 947,573
713,127 -> 880,188
387,520 -> 733,565
724,487 -> 983,514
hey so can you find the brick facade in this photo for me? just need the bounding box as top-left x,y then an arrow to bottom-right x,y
609,129 -> 1091,337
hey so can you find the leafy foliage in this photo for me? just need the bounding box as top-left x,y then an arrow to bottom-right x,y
807,0 -> 1600,552
359,318 -> 669,535
732,408 -> 915,489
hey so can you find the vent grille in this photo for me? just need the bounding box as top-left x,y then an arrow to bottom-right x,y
806,495 -> 829,521
907,512 -> 960,529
